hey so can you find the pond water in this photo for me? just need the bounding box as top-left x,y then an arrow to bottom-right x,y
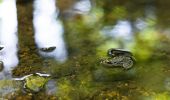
0,0 -> 170,99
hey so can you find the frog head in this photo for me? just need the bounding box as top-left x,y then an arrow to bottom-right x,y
107,48 -> 133,57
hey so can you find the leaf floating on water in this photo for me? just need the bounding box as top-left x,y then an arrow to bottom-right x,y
16,73 -> 51,93
39,46 -> 56,52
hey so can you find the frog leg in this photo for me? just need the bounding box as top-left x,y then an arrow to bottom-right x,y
122,57 -> 134,69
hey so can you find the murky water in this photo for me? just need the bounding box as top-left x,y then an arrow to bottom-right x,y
0,0 -> 170,99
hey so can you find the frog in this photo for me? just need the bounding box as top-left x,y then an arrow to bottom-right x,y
101,48 -> 135,69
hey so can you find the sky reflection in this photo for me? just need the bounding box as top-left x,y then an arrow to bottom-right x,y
73,0 -> 91,14
33,0 -> 67,62
0,0 -> 18,72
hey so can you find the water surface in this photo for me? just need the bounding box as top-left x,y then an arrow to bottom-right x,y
1,0 -> 170,99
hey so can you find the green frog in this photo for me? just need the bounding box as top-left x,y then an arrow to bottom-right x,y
101,48 -> 135,69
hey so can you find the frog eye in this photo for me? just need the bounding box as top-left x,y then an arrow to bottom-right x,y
107,51 -> 111,55
107,49 -> 113,56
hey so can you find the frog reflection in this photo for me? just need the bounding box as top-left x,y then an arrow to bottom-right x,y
101,48 -> 135,69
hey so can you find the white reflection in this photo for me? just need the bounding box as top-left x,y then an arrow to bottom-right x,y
164,78 -> 170,91
73,0 -> 91,14
0,0 -> 18,72
135,19 -> 147,30
102,20 -> 132,40
33,0 -> 67,62
46,80 -> 57,95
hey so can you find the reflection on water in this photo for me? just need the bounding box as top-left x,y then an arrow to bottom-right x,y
0,0 -> 170,99
33,0 -> 67,62
0,0 -> 18,72
165,78 -> 170,91
135,18 -> 147,31
102,20 -> 132,39
102,20 -> 133,49
73,0 -> 91,14
45,79 -> 57,95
